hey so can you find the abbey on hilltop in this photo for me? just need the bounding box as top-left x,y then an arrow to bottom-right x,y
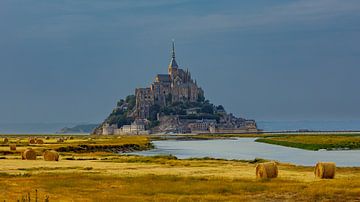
134,42 -> 204,119
92,42 -> 257,135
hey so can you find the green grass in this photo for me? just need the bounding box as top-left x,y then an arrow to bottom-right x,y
256,135 -> 360,150
256,138 -> 328,150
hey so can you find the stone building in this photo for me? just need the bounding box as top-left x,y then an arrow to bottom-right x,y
93,41 -> 259,135
188,119 -> 217,133
102,120 -> 149,135
121,119 -> 149,135
135,42 -> 204,119
102,123 -> 117,135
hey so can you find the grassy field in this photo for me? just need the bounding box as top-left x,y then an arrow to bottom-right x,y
1,155 -> 360,201
256,134 -> 360,150
0,135 -> 152,158
1,134 -> 360,201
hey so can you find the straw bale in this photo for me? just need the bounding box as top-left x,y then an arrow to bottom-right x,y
43,150 -> 59,161
315,162 -> 336,179
256,162 -> 278,179
22,148 -> 37,160
9,144 -> 16,151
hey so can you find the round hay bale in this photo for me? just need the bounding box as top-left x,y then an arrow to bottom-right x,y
256,162 -> 278,179
29,139 -> 36,144
57,138 -> 64,143
69,136 -> 74,140
22,148 -> 37,160
45,136 -> 50,140
43,150 -> 59,161
315,162 -> 336,179
3,137 -> 9,144
9,144 -> 16,151
36,139 -> 44,144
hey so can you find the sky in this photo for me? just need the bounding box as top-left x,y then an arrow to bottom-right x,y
0,0 -> 359,124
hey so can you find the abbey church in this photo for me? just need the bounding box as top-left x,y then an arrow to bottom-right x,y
135,42 -> 204,118
93,42 -> 257,135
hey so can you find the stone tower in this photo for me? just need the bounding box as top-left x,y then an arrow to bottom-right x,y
134,41 -> 204,119
168,40 -> 179,77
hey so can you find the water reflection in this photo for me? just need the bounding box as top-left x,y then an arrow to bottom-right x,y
131,138 -> 360,167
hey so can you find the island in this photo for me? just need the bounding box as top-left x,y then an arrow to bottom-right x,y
92,42 -> 258,135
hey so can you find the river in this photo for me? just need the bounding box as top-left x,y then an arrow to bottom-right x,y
131,138 -> 360,167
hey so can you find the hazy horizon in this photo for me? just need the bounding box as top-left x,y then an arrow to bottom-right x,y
2,120 -> 360,134
1,0 -> 359,124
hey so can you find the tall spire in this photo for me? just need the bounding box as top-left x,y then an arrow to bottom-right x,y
169,39 -> 178,68
172,39 -> 176,59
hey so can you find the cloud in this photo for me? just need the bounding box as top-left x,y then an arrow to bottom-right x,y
4,0 -> 360,42
166,0 -> 360,33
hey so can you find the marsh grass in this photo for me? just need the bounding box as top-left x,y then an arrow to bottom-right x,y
17,166 -> 83,171
1,134 -> 360,201
100,155 -> 269,168
2,172 -> 360,201
256,135 -> 360,150
0,172 -> 31,177
0,135 -> 152,160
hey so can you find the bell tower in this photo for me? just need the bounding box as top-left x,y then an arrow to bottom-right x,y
168,40 -> 178,76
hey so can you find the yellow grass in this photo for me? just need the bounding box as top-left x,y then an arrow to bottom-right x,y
0,155 -> 360,201
1,135 -> 360,201
0,135 -> 151,157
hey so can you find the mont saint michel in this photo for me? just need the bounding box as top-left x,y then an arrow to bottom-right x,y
93,42 -> 257,135
1,1 -> 360,201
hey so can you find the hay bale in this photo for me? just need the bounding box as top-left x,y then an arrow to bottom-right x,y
45,136 -> 50,140
256,162 -> 278,179
36,139 -> 44,144
69,136 -> 74,140
315,162 -> 336,179
43,150 -> 59,161
29,139 -> 36,144
57,138 -> 64,143
22,148 -> 37,160
9,144 -> 16,151
3,137 -> 9,144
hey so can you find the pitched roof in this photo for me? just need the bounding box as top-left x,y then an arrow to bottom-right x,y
169,57 -> 178,68
156,74 -> 171,82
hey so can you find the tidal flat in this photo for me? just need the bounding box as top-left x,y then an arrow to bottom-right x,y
1,135 -> 360,201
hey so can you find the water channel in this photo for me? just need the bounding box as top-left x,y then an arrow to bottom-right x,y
131,138 -> 360,166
